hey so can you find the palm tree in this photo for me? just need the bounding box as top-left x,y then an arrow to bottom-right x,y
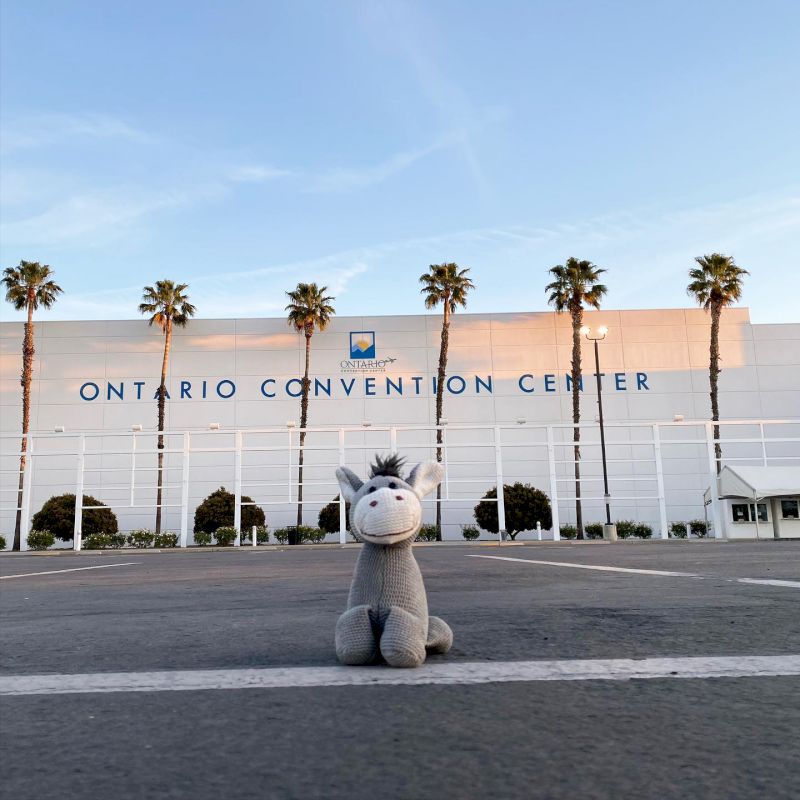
419,263 -> 475,539
138,280 -> 196,534
687,253 -> 748,474
546,258 -> 607,540
2,261 -> 63,550
286,283 -> 336,528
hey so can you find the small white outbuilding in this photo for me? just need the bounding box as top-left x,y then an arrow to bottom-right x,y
707,466 -> 800,539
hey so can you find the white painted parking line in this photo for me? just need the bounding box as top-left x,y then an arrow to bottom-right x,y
1,655 -> 798,696
0,563 -> 140,580
737,578 -> 800,589
467,554 -> 698,578
468,554 -> 800,590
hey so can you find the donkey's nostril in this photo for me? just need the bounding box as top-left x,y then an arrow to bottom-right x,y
369,500 -> 378,507
395,495 -> 403,501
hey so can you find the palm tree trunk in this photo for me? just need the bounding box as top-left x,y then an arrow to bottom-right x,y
571,309 -> 584,539
13,296 -> 35,551
709,302 -> 722,473
297,331 -> 312,528
155,319 -> 171,534
434,304 -> 450,541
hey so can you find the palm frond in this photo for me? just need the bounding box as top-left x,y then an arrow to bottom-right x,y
419,262 -> 475,312
285,282 -> 336,333
2,261 -> 63,311
686,253 -> 748,309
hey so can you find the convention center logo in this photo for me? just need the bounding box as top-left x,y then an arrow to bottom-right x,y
341,331 -> 396,373
350,331 -> 376,359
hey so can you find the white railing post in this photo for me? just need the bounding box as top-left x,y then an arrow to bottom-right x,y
130,432 -> 137,507
547,426 -> 560,541
705,422 -> 725,539
494,426 -> 506,540
19,434 -> 33,552
653,424 -> 669,539
338,428 -> 347,545
234,430 -> 243,546
443,425 -> 450,501
252,525 -> 257,547
287,428 -> 293,503
74,434 -> 85,551
179,432 -> 190,548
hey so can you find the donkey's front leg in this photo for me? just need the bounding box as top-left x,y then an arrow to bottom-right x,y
380,607 -> 427,668
335,605 -> 377,665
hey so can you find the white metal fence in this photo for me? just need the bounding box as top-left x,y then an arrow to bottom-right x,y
1,419 -> 799,550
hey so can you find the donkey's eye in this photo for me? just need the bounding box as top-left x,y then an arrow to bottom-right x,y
388,482 -> 397,489
368,486 -> 377,493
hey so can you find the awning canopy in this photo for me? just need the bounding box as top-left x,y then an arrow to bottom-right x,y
718,466 -> 800,499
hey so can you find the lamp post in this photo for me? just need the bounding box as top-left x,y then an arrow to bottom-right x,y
580,325 -> 616,540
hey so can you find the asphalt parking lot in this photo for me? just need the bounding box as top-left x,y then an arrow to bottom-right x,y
1,541 -> 799,799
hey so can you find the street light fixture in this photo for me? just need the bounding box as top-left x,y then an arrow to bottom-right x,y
582,325 -> 615,540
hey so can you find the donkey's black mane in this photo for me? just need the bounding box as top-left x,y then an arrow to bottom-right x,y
369,453 -> 407,479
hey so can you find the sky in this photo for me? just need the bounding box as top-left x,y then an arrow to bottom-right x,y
1,0 -> 798,323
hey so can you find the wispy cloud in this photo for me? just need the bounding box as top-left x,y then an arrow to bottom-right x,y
0,112 -> 151,153
44,257 -> 371,320
228,164 -> 293,183
357,2 -> 490,188
309,136 -> 450,192
0,187 -> 198,248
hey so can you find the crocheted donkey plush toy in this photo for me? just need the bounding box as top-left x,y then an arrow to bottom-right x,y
334,455 -> 453,668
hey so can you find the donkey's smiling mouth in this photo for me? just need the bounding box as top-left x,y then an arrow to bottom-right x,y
362,526 -> 417,539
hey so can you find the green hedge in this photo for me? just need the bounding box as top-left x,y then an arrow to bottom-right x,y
273,526 -> 327,544
461,524 -> 480,541
27,529 -> 55,550
83,532 -> 126,550
318,497 -> 349,534
474,483 -> 552,540
193,487 -> 265,533
416,524 -> 439,542
32,494 -> 118,541
241,525 -> 269,544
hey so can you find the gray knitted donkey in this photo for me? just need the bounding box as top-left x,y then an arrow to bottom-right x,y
334,454 -> 453,667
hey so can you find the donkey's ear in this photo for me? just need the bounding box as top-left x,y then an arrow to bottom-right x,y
335,467 -> 364,503
406,462 -> 444,498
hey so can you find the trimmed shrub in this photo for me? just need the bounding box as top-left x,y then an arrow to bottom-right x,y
318,496 -> 350,534
416,524 -> 439,542
127,529 -> 155,548
241,525 -> 269,544
461,524 -> 480,541
214,526 -> 238,547
83,532 -> 126,550
689,519 -> 708,538
301,526 -> 327,544
273,527 -> 289,545
615,520 -> 636,539
474,483 -> 552,540
32,494 -> 118,542
27,529 -> 55,551
154,532 -> 179,548
194,531 -> 212,546
559,524 -> 577,540
585,523 -> 604,540
0,534 -> 6,550
272,526 -> 327,544
669,522 -> 688,539
634,522 -> 653,539
193,487 -> 265,534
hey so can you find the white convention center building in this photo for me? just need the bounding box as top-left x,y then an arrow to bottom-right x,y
1,307 -> 799,544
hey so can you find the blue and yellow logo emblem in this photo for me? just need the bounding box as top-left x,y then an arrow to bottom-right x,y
349,331 -> 376,359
